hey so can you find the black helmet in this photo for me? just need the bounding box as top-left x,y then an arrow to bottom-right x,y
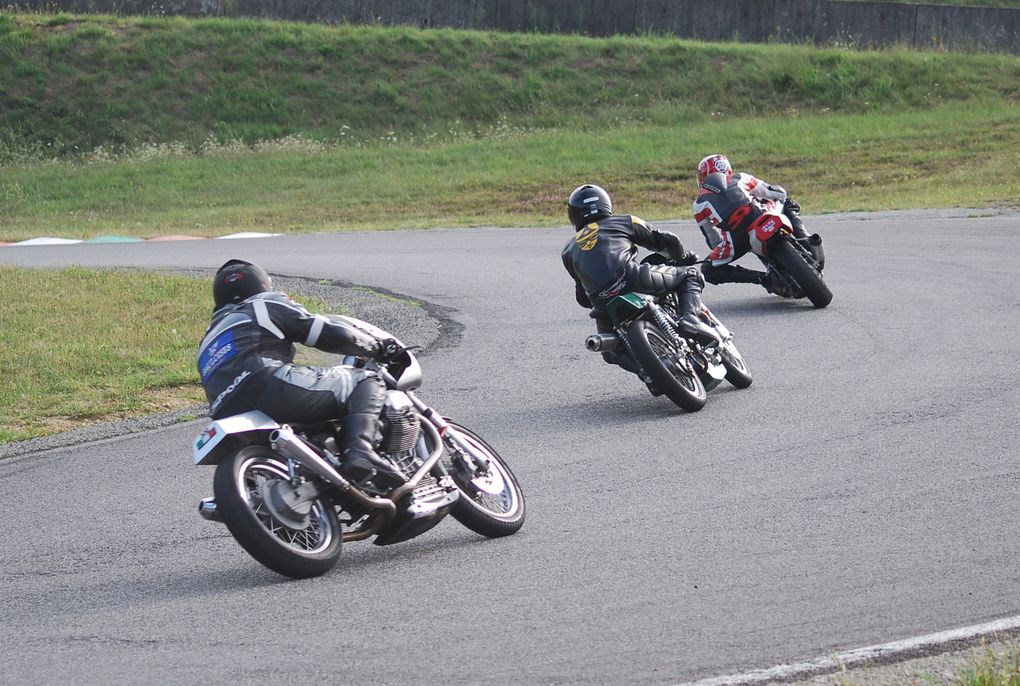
213,259 -> 273,309
567,184 -> 613,230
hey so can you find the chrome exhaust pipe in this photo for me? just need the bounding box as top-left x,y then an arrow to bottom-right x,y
808,233 -> 825,270
270,425 -> 396,514
198,497 -> 223,522
585,333 -> 621,352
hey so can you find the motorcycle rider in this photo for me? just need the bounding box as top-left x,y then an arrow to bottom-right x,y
691,154 -> 809,297
197,259 -> 406,492
562,184 -> 720,391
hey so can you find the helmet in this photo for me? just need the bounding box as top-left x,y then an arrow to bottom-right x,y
697,154 -> 732,187
567,184 -> 613,230
213,259 -> 272,309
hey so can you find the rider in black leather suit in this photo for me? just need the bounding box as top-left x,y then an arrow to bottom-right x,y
561,184 -> 720,386
197,259 -> 406,490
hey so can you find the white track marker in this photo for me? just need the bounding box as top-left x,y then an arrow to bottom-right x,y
675,615 -> 1020,686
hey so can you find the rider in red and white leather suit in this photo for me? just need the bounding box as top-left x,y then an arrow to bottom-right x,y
691,154 -> 808,296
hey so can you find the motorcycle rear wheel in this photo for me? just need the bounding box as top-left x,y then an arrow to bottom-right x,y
626,319 -> 707,412
214,446 -> 342,579
444,424 -> 525,538
770,238 -> 832,308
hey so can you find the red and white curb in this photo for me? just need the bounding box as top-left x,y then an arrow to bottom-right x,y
675,615 -> 1020,686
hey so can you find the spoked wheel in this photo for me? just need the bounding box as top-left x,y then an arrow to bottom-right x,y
213,445 -> 342,579
626,319 -> 707,412
443,424 -> 525,538
719,341 -> 753,389
769,238 -> 832,308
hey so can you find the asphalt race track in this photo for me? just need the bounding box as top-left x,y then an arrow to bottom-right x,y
1,211 -> 1018,684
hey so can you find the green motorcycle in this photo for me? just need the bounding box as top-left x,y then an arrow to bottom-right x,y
585,290 -> 752,412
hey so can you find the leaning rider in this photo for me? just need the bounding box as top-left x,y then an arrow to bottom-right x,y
691,154 -> 809,297
196,259 -> 406,491
561,184 -> 720,392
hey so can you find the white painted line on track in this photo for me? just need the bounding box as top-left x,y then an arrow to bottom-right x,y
675,615 -> 1020,686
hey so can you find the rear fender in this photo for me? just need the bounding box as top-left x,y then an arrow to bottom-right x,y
193,410 -> 280,465
606,293 -> 651,327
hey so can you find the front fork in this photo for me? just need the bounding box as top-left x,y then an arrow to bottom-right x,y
405,391 -> 492,478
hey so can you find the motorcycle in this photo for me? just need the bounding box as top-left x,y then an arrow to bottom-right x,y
191,316 -> 525,579
749,199 -> 831,308
584,257 -> 752,412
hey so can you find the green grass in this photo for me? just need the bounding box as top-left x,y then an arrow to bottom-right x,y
0,266 -> 335,443
0,266 -> 210,441
1,102 -> 1017,241
1,14 -> 1017,241
1,14 -> 1018,159
957,642 -> 1020,686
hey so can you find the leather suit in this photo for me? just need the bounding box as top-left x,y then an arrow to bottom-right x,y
692,172 -> 807,286
562,214 -> 714,374
198,291 -> 382,421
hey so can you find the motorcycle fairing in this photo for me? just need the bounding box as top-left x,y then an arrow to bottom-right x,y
749,212 -> 793,256
193,410 -> 280,465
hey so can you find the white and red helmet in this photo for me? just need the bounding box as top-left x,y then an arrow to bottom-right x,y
697,154 -> 732,187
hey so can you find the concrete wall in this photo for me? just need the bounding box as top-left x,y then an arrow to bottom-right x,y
6,0 -> 1020,53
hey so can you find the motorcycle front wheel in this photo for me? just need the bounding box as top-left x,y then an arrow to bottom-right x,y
213,445 -> 342,579
626,319 -> 707,412
770,238 -> 832,308
443,424 -> 525,538
719,341 -> 753,389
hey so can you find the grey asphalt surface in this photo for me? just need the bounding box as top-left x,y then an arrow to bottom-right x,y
1,210 -> 1018,684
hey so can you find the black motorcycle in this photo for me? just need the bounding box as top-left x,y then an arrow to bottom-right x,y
192,317 -> 525,579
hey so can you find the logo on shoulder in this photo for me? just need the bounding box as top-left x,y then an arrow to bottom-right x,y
576,223 -> 600,251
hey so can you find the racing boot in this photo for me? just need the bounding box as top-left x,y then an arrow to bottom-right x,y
760,269 -> 799,299
715,264 -> 767,284
338,378 -> 407,493
675,291 -> 722,348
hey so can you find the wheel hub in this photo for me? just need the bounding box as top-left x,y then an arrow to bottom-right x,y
260,480 -> 314,531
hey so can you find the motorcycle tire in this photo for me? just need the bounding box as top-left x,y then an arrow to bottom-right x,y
626,319 -> 707,412
770,238 -> 832,308
214,445 -> 342,579
719,342 -> 753,389
443,423 -> 525,538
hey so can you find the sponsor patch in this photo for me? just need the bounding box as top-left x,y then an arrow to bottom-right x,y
199,329 -> 238,382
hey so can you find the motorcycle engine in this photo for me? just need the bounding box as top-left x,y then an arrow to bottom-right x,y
380,391 -> 421,455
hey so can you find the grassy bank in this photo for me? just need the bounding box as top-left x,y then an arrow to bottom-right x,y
1,102 -> 1018,241
1,14 -> 1018,158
